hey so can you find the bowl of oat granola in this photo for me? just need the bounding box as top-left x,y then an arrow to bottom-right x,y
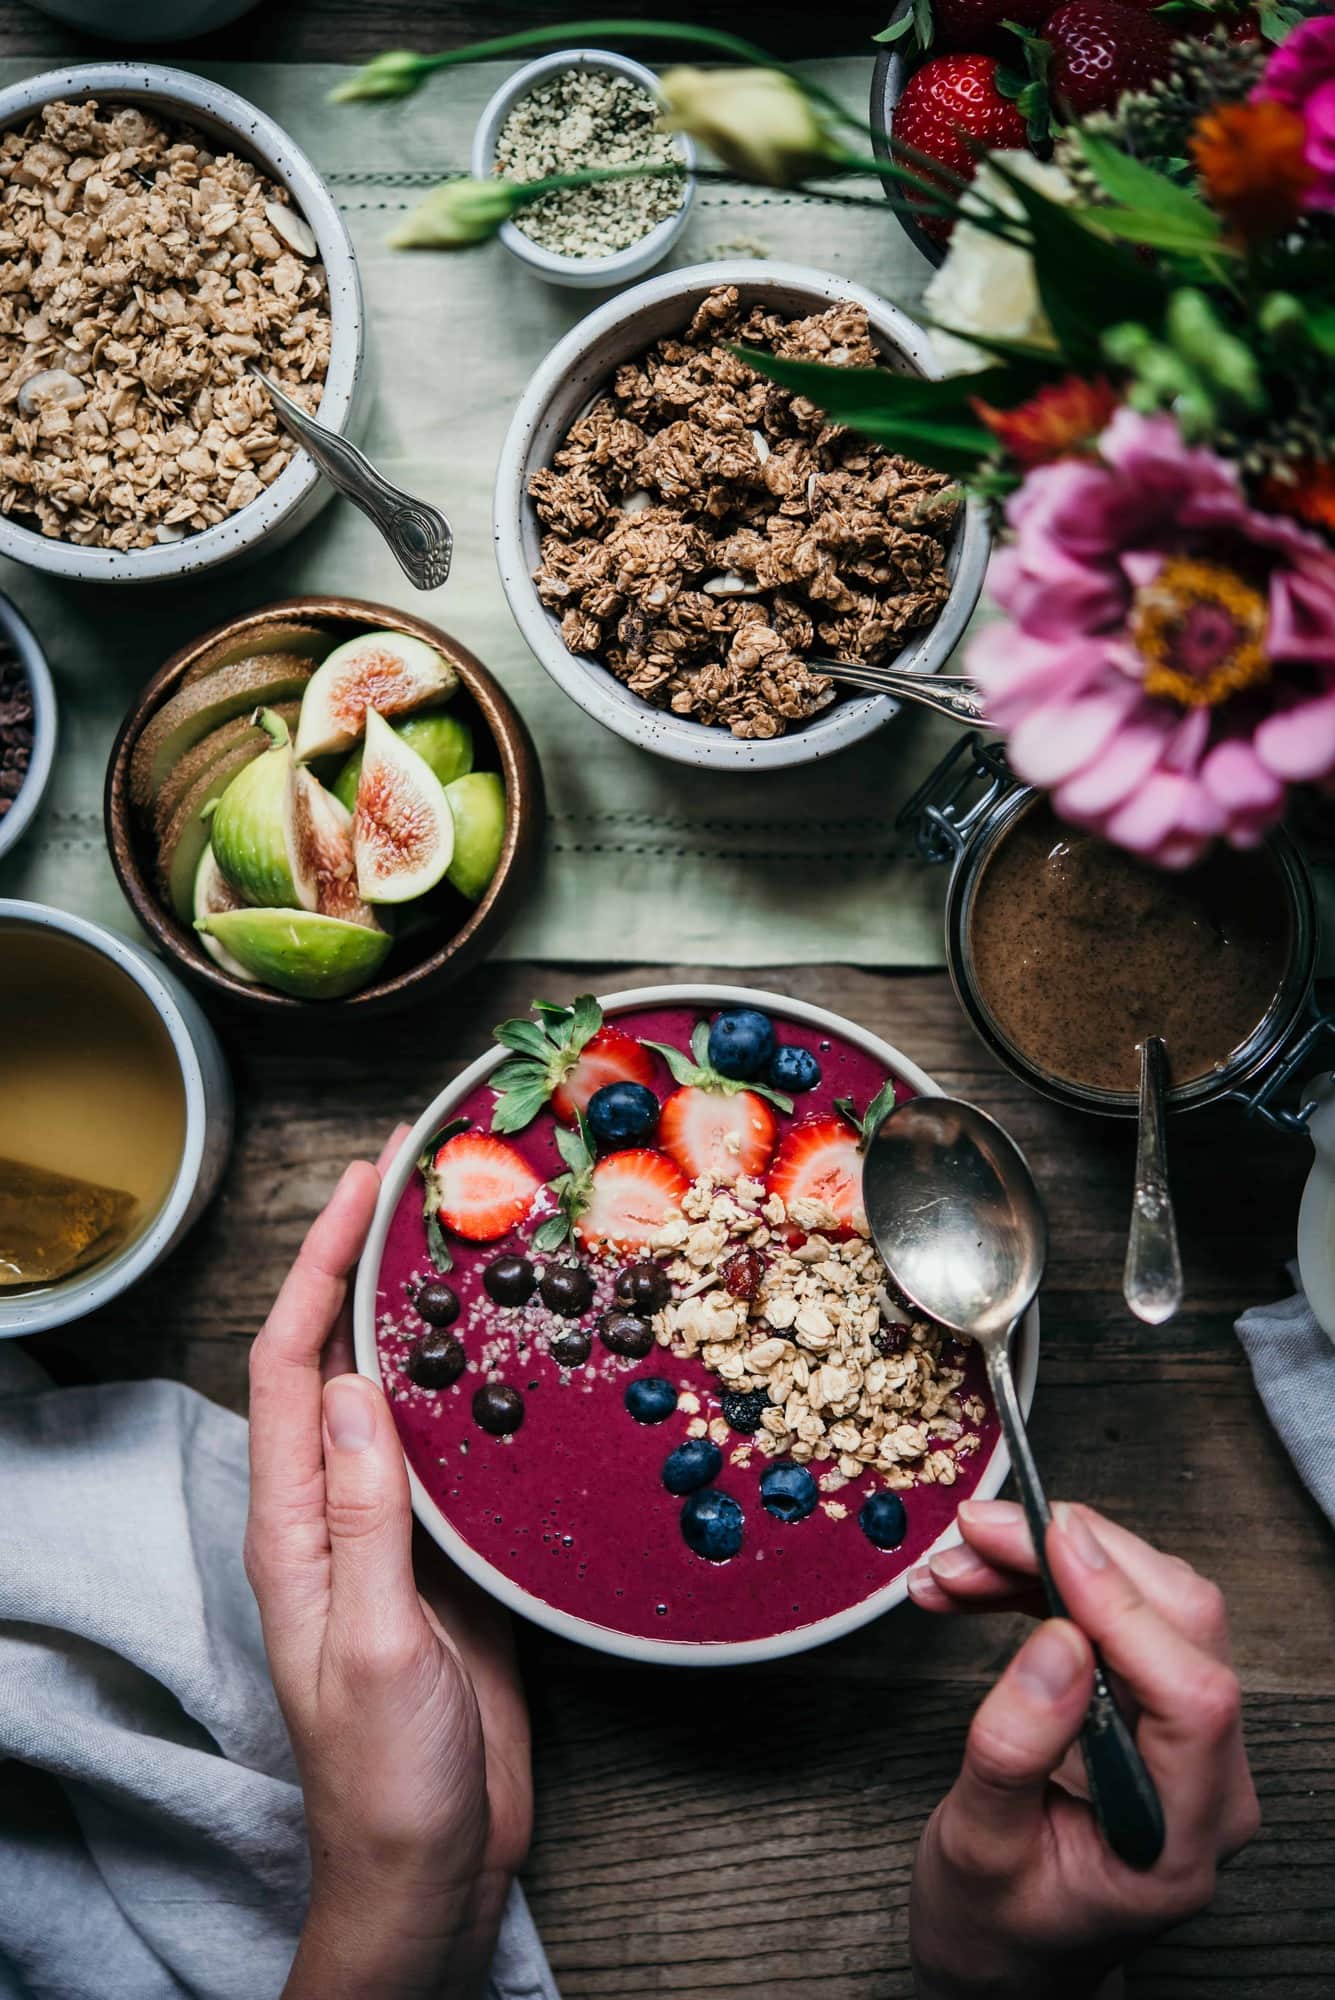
0,65 -> 363,582
495,262 -> 991,770
353,984 -> 1038,1664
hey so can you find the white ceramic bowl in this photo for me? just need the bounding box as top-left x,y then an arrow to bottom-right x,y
0,900 -> 234,1337
0,63 -> 366,585
0,594 -> 57,866
353,982 -> 1039,1666
495,260 -> 993,771
471,49 -> 696,290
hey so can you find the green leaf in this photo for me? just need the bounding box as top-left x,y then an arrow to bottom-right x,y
1306,306 -> 1335,354
532,1211 -> 572,1253
567,993 -> 603,1051
491,1085 -> 552,1135
492,1017 -> 552,1059
642,1038 -> 701,1088
690,1019 -> 712,1068
1075,131 -> 1213,227
873,11 -> 916,39
425,1213 -> 453,1273
1072,203 -> 1236,256
860,1078 -> 901,1147
555,1121 -> 592,1174
730,348 -> 999,473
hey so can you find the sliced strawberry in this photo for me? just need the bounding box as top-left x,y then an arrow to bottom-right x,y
766,1117 -> 866,1234
432,1132 -> 541,1243
574,1149 -> 688,1254
550,1025 -> 656,1126
658,1086 -> 776,1185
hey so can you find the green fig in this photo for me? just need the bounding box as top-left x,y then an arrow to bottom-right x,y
210,709 -> 315,911
444,771 -> 507,900
295,630 -> 458,762
353,708 -> 455,904
331,709 -> 473,812
195,907 -> 392,1000
193,845 -> 260,984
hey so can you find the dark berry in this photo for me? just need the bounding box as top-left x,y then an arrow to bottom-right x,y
483,1254 -> 536,1306
599,1309 -> 654,1358
662,1437 -> 722,1494
859,1490 -> 908,1550
473,1382 -> 525,1435
587,1080 -> 660,1147
760,1461 -> 818,1523
415,1279 -> 460,1327
680,1487 -> 744,1561
407,1331 -> 465,1389
873,1322 -> 911,1357
540,1261 -> 594,1316
720,1248 -> 764,1300
624,1376 -> 678,1424
548,1326 -> 592,1367
613,1260 -> 670,1312
707,1007 -> 777,1081
721,1388 -> 769,1434
768,1043 -> 820,1093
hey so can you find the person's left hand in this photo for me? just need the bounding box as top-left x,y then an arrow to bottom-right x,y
245,1133 -> 532,2000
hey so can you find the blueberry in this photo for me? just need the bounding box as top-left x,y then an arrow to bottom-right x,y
613,1260 -> 671,1312
760,1461 -> 818,1523
662,1438 -> 722,1494
707,1007 -> 776,1081
624,1376 -> 678,1424
483,1255 -> 536,1307
540,1262 -> 594,1317
415,1279 -> 460,1327
548,1326 -> 592,1367
721,1388 -> 769,1434
599,1309 -> 654,1358
587,1081 -> 660,1147
769,1044 -> 821,1094
473,1383 -> 524,1435
408,1331 -> 465,1389
680,1488 -> 744,1562
859,1490 -> 908,1551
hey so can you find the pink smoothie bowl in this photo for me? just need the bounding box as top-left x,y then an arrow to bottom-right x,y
353,984 -> 1040,1666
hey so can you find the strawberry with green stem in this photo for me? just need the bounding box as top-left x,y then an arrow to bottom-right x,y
419,1119 -> 544,1253
490,995 -> 656,1132
644,1020 -> 792,1184
533,1111 -> 688,1256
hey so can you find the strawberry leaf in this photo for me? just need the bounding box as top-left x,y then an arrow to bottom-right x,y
532,1211 -> 572,1253
644,1038 -> 702,1089
642,1031 -> 794,1114
489,994 -> 606,1133
540,1109 -> 595,1250
834,1083 -> 899,1151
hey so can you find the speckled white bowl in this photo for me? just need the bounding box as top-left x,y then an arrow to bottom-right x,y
494,261 -> 993,772
0,63 -> 366,585
0,593 -> 57,866
471,49 -> 696,290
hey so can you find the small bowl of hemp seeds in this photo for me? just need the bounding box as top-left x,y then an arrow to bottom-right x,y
472,50 -> 695,290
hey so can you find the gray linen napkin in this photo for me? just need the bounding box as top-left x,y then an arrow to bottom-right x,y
0,1344 -> 558,2000
1235,1287 -> 1335,1524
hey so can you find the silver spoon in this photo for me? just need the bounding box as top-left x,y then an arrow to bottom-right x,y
247,366 -> 453,592
815,662 -> 987,725
1124,1037 -> 1184,1325
861,1093 -> 1166,1870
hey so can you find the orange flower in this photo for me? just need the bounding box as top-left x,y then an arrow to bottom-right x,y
971,375 -> 1120,469
1191,100 -> 1315,242
1259,460 -> 1335,535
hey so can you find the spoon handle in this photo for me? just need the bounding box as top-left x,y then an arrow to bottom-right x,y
982,1334 -> 1166,1870
1124,1036 -> 1184,1325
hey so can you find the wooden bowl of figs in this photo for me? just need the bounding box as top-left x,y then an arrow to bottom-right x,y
105,595 -> 544,1017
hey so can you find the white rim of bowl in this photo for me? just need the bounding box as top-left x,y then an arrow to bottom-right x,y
353,981 -> 1039,1667
471,48 -> 697,280
494,259 -> 993,770
0,62 -> 363,581
0,595 -> 57,865
0,899 -> 209,1336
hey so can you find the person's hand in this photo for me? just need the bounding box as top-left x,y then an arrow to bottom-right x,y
905,1500 -> 1259,2000
244,1135 -> 532,2000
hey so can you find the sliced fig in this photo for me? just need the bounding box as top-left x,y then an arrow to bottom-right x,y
288,766 -> 384,932
192,844 -> 260,983
210,710 -> 316,912
332,709 -> 473,813
444,771 -> 506,900
294,630 -> 458,762
195,908 -> 392,1000
130,654 -> 315,807
353,708 -> 455,905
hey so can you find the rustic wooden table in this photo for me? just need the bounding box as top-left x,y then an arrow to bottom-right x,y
7,2 -> 1335,1994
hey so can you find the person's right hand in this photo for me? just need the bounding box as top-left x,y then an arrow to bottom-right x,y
906,1501 -> 1259,2000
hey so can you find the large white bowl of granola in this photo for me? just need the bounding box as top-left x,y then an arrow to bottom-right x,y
494,262 -> 992,771
0,64 -> 364,583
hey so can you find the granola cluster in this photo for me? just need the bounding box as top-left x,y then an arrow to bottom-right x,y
0,98 -> 331,550
648,1175 -> 984,1494
531,286 -> 958,740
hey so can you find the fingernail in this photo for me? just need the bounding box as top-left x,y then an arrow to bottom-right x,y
958,1497 -> 1024,1526
1014,1621 -> 1084,1701
1054,1502 -> 1107,1570
929,1543 -> 987,1582
325,1377 -> 376,1451
907,1567 -> 948,1605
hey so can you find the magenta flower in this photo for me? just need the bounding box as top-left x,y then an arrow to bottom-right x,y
967,409 -> 1335,868
1256,13 -> 1335,211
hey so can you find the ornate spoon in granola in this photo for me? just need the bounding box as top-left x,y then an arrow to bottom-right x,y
814,662 -> 986,725
861,1093 -> 1166,1872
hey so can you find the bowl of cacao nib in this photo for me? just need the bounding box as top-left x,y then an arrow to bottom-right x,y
0,593 -> 57,864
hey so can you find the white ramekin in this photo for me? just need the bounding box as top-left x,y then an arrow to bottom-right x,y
354,982 -> 1039,1667
494,260 -> 993,771
0,63 -> 366,585
0,900 -> 234,1337
471,49 -> 696,290
0,593 -> 57,866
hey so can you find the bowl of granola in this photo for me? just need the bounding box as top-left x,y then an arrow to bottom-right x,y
494,262 -> 992,770
353,984 -> 1038,1664
0,64 -> 363,582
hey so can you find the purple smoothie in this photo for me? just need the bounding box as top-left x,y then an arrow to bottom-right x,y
373,1003 -> 999,1649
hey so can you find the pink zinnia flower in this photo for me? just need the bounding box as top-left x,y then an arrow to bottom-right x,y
967,409 -> 1335,868
1255,12 -> 1335,211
